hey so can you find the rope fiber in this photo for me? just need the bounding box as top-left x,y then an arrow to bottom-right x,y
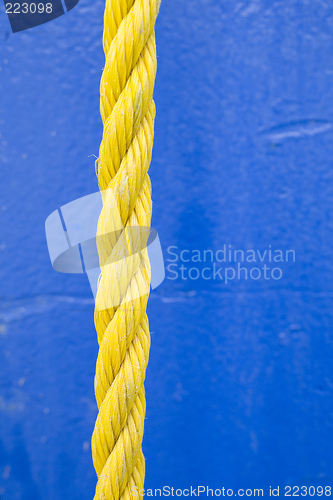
91,0 -> 161,498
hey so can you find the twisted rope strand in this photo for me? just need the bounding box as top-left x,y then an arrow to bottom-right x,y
92,1 -> 160,498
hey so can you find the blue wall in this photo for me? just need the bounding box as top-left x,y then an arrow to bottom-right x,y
1,1 -> 333,498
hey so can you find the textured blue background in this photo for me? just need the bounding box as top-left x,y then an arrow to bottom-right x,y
1,1 -> 333,498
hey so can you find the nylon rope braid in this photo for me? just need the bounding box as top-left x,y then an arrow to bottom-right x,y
91,1 -> 161,499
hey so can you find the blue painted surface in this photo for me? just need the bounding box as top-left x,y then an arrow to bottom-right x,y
1,1 -> 333,498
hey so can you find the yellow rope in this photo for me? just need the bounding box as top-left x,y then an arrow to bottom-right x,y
91,1 -> 161,498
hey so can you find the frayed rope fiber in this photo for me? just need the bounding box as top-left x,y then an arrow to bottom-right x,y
91,1 -> 161,499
